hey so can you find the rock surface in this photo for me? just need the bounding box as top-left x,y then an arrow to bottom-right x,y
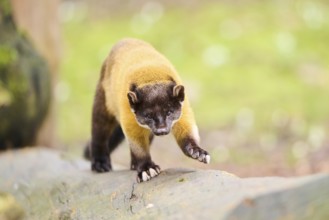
0,148 -> 328,219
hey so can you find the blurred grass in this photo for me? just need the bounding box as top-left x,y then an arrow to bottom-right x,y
58,0 -> 329,172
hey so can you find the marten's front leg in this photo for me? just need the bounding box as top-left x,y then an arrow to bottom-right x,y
127,130 -> 161,183
173,121 -> 210,164
180,137 -> 210,164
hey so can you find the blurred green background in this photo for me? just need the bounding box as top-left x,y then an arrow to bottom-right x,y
57,0 -> 329,176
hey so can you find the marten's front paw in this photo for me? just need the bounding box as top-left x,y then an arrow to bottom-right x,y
91,157 -> 112,172
184,144 -> 211,164
137,164 -> 161,183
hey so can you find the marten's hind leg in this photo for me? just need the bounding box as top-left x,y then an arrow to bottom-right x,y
108,125 -> 125,154
83,126 -> 124,161
91,85 -> 118,172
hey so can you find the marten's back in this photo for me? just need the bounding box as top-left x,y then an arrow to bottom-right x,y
101,38 -> 182,119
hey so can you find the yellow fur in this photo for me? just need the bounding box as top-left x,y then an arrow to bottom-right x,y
101,38 -> 198,152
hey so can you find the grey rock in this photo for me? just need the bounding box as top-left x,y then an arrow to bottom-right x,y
0,148 -> 328,219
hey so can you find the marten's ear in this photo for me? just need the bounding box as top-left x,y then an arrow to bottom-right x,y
173,85 -> 184,102
128,83 -> 139,108
127,91 -> 139,106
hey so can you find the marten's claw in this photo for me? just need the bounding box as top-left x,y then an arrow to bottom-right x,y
185,144 -> 210,164
137,166 -> 161,183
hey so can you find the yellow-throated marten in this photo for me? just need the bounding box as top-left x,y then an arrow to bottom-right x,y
89,38 -> 210,183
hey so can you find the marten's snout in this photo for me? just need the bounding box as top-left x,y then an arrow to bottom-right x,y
154,128 -> 170,136
153,115 -> 170,136
153,123 -> 170,136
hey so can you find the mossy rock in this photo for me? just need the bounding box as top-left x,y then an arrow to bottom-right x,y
0,1 -> 51,149
0,192 -> 24,220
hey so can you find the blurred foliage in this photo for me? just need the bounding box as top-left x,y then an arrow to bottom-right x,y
59,0 -> 329,139
58,0 -> 329,173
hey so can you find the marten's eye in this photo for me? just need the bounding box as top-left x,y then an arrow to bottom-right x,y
167,110 -> 173,116
145,114 -> 152,120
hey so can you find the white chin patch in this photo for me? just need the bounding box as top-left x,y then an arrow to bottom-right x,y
136,121 -> 150,130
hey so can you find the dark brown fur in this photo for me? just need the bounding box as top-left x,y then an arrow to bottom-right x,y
90,63 -> 121,172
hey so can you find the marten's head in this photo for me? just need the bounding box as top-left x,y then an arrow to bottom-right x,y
127,82 -> 184,136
